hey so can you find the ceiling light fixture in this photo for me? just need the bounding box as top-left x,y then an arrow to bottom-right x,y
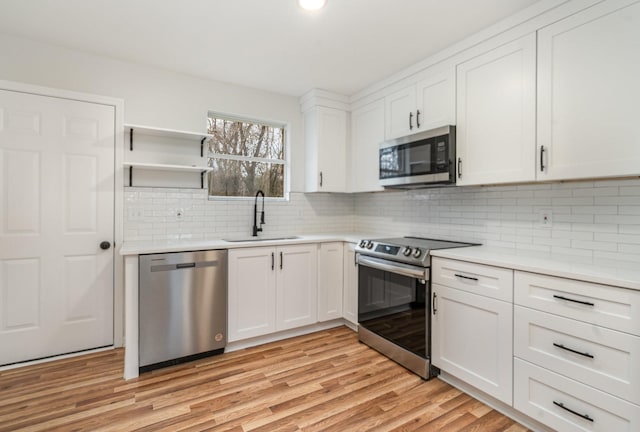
298,0 -> 327,11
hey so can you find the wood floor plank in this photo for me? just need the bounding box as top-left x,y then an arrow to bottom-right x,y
0,326 -> 530,432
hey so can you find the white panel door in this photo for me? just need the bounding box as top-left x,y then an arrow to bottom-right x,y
350,99 -> 385,193
228,247 -> 276,342
276,244 -> 317,330
0,89 -> 115,365
317,242 -> 343,322
456,34 -> 537,185
537,0 -> 640,181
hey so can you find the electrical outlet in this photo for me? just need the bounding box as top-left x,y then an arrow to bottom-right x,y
538,209 -> 553,227
127,207 -> 144,221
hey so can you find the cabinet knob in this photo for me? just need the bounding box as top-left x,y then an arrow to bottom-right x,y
100,241 -> 111,250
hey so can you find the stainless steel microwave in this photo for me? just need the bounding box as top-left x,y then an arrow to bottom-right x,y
379,125 -> 456,189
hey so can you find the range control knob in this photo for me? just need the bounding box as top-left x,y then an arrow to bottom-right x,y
412,248 -> 422,258
366,241 -> 374,249
359,240 -> 368,248
402,247 -> 412,257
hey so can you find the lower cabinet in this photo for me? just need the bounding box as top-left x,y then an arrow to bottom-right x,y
431,282 -> 513,405
342,242 -> 358,325
228,244 -> 317,342
514,359 -> 640,431
317,242 -> 343,322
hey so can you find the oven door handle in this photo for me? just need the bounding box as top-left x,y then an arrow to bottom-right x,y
357,255 -> 428,280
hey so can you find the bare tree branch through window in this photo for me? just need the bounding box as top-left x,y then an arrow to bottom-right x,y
207,115 -> 286,198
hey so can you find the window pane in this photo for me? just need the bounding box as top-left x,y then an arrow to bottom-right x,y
208,118 -> 284,160
208,159 -> 284,198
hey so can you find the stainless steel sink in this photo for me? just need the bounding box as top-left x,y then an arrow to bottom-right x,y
223,236 -> 300,242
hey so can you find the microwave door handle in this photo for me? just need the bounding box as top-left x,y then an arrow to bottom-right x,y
357,255 -> 427,279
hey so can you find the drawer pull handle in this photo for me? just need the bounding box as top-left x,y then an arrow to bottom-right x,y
553,401 -> 594,422
553,343 -> 594,359
553,294 -> 595,307
454,273 -> 478,281
432,292 -> 437,315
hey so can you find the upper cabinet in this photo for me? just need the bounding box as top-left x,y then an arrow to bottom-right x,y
455,34 -> 537,186
384,67 -> 455,140
350,98 -> 385,193
301,91 -> 348,193
536,0 -> 640,181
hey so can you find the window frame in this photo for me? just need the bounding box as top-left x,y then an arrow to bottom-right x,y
206,112 -> 290,201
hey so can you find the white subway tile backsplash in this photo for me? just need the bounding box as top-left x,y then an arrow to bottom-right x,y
123,179 -> 640,262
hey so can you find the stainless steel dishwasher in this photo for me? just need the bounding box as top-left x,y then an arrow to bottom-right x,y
139,249 -> 227,372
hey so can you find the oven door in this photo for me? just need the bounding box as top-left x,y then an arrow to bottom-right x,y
357,255 -> 430,359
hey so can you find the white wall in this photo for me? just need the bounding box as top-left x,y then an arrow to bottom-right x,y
0,32 -> 306,191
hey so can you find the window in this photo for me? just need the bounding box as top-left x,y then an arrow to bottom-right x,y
207,114 -> 286,198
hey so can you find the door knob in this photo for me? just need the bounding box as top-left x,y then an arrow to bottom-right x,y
100,241 -> 111,250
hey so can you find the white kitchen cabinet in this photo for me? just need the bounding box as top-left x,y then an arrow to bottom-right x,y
276,244 -> 318,330
432,283 -> 513,405
228,247 -> 277,341
537,0 -> 640,181
431,257 -> 514,405
514,359 -> 640,432
303,105 -> 348,192
455,34 -> 536,186
513,269 -> 640,429
350,99 -> 385,193
317,242 -> 344,322
342,242 -> 358,325
385,67 -> 455,140
228,244 -> 317,341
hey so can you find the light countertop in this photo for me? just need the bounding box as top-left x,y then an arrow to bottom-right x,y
119,233 -> 383,256
430,245 -> 640,291
120,235 -> 640,290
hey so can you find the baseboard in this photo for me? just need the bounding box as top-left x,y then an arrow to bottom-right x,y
225,319 -> 349,353
0,346 -> 115,372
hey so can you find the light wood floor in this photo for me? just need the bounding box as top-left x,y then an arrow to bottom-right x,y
0,327 -> 529,432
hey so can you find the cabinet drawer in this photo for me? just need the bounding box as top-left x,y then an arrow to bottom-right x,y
514,271 -> 640,335
431,257 -> 513,302
515,306 -> 640,405
514,359 -> 640,432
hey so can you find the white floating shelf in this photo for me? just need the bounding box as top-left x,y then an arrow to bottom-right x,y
124,124 -> 213,142
124,162 -> 213,173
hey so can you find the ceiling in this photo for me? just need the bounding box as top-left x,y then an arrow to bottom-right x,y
0,0 -> 540,97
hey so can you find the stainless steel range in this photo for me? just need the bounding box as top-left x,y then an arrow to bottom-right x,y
355,236 -> 478,379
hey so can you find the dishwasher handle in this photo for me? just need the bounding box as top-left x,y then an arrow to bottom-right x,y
150,260 -> 219,272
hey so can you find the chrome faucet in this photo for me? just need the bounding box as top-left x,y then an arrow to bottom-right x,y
252,190 -> 265,236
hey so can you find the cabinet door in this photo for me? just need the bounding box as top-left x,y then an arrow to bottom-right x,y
385,85 -> 417,139
456,34 -> 536,186
228,247 -> 276,342
304,106 -> 347,193
317,242 -> 344,322
416,68 -> 455,132
276,244 -> 318,330
350,99 -> 385,193
432,283 -> 513,404
537,0 -> 640,181
342,243 -> 358,325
